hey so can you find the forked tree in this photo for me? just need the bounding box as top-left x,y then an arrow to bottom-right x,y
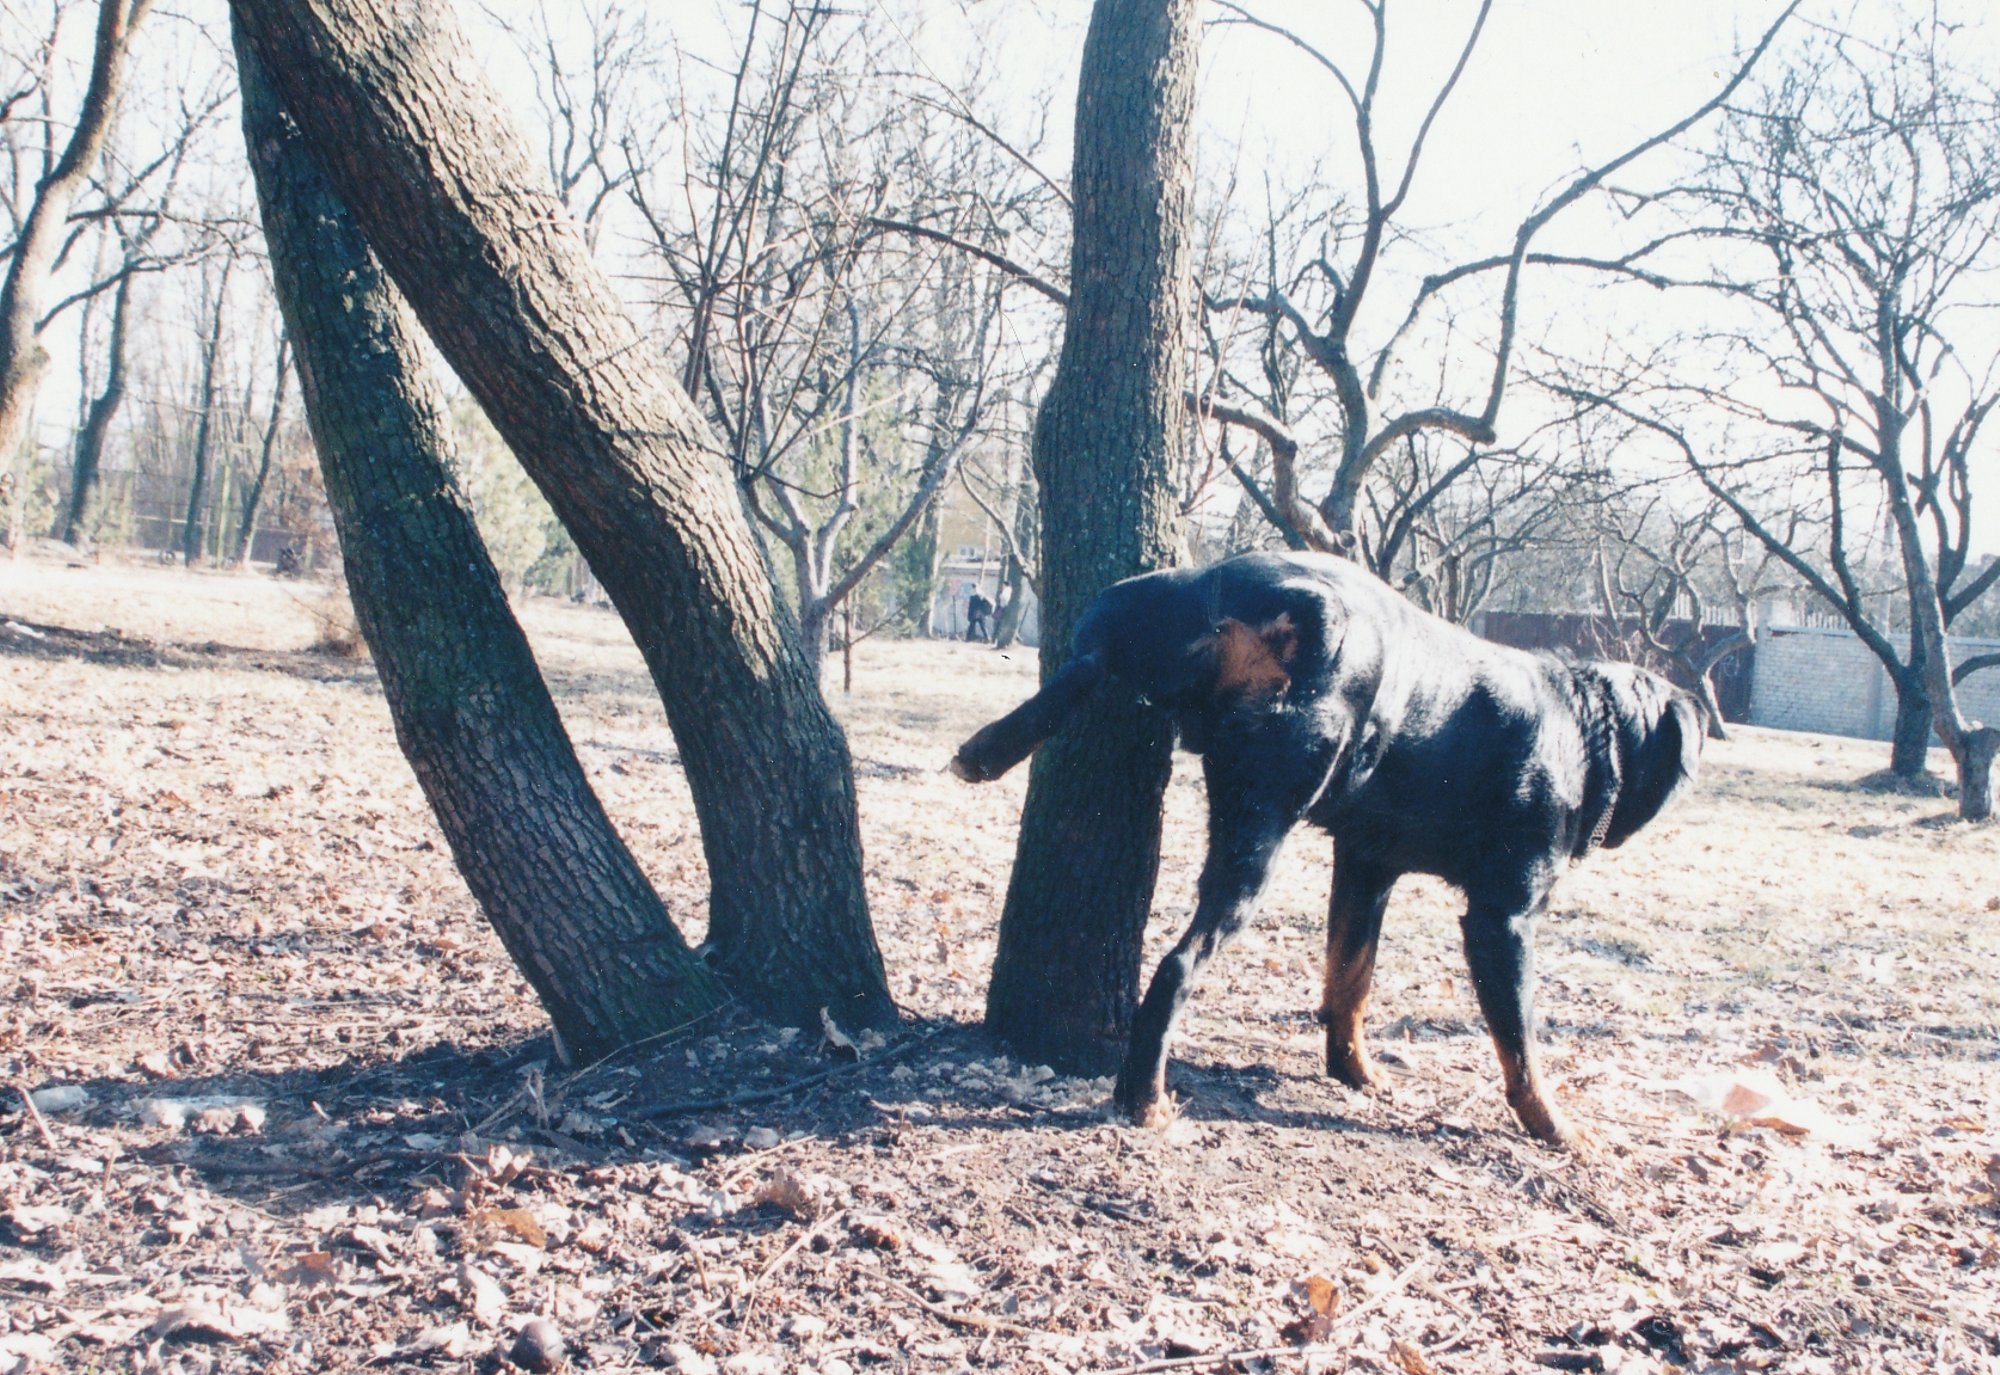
233,31 -> 722,1057
228,0 -> 893,1028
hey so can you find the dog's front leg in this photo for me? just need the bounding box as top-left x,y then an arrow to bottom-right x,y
1114,735 -> 1328,1127
1113,835 -> 1284,1127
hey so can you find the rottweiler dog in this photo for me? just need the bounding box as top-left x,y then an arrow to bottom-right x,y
951,551 -> 1701,1147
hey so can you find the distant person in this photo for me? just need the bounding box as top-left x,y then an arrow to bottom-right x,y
965,591 -> 992,643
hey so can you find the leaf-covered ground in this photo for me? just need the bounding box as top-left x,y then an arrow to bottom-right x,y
2,553 -> 1997,1375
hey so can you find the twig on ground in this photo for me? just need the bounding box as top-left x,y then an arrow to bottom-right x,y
1091,1254 -> 1434,1375
12,1081 -> 57,1149
472,1067 -> 545,1136
629,1028 -> 941,1121
739,1209 -> 845,1323
880,1276 -> 1044,1337
673,1228 -> 712,1299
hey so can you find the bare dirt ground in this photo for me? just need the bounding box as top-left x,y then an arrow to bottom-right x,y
2,551 -> 1997,1375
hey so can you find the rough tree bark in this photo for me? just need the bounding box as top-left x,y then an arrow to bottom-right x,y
1889,666 -> 1934,782
228,0 -> 892,1028
0,0 -> 151,471
235,32 -> 723,1057
984,0 -> 1197,1074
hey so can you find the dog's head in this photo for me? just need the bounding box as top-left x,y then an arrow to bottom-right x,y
1591,664 -> 1704,849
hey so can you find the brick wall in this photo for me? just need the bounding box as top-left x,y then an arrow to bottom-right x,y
1748,626 -> 2000,741
1474,610 -> 1755,722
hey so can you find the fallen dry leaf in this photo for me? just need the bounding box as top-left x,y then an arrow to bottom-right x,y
1390,1337 -> 1439,1375
457,1260 -> 507,1328
470,1206 -> 548,1248
149,1298 -> 290,1344
754,1167 -> 836,1220
1280,1273 -> 1340,1344
849,1215 -> 903,1251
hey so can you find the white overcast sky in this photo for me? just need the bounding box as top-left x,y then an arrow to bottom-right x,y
29,0 -> 1999,554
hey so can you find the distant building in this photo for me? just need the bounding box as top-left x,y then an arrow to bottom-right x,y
927,490 -> 1038,645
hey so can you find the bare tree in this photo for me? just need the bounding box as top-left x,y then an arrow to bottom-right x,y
0,0 -> 151,539
1590,492 -> 1788,740
627,0 -> 1035,673
228,332 -> 288,567
1571,19 -> 2000,814
175,243 -> 233,565
488,1 -> 652,249
1190,1 -> 1797,558
1365,427 -> 1581,623
51,234 -> 130,547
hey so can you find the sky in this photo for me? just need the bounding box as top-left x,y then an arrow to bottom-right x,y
15,0 -> 1999,556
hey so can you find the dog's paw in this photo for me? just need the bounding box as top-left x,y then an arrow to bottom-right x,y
1510,1091 -> 1588,1153
1123,1093 -> 1179,1130
1324,1040 -> 1392,1096
1111,1070 -> 1176,1130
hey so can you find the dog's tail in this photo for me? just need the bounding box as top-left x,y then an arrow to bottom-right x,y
949,652 -> 1107,782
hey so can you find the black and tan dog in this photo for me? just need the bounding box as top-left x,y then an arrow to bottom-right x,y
951,551 -> 1701,1147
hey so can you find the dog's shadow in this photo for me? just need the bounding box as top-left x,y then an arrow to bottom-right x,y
895,1023 -> 1412,1142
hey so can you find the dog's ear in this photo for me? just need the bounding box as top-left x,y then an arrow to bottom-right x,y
1208,614 -> 1298,702
1602,681 -> 1703,848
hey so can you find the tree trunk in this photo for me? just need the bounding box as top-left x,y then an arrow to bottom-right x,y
229,0 -> 891,1029
0,0 -> 150,468
1959,728 -> 1999,822
235,33 -> 723,1059
180,258 -> 233,568
232,337 -> 290,567
910,498 -> 942,637
992,554 -> 1028,649
1888,670 -> 1934,780
798,596 -> 833,675
1879,442 -> 1995,820
984,0 -> 1197,1074
1692,667 -> 1729,742
55,271 -> 135,549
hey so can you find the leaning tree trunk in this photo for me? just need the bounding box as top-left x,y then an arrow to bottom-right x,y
1892,493 -> 1998,821
235,33 -> 722,1058
55,270 -> 135,549
229,0 -> 891,1029
984,0 -> 1197,1074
